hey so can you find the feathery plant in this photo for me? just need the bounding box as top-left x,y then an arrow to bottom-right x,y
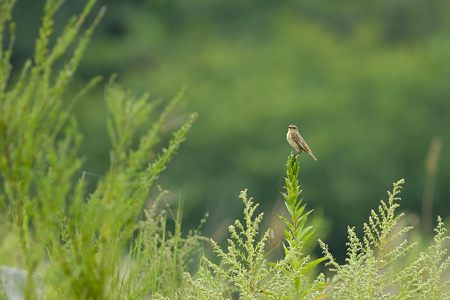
201,189 -> 272,299
184,157 -> 450,299
0,0 -> 198,299
320,179 -> 450,299
0,0 -> 104,297
46,88 -> 197,299
185,154 -> 325,299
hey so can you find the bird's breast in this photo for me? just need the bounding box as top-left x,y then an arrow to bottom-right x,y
286,131 -> 299,150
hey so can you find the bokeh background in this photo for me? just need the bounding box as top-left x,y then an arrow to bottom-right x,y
11,0 -> 450,258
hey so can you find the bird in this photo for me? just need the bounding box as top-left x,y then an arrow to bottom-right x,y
286,124 -> 318,161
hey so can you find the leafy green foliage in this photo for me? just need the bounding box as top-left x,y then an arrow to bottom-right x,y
0,0 -> 102,297
395,216 -> 450,299
119,196 -> 206,299
0,1 -> 198,299
183,163 -> 450,300
201,189 -> 272,299
1,1 -> 450,299
279,154 -> 326,297
320,180 -> 450,299
184,156 -> 325,299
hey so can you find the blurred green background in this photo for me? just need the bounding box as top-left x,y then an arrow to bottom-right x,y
11,0 -> 450,258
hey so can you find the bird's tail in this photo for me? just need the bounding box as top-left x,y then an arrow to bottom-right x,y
309,152 -> 318,161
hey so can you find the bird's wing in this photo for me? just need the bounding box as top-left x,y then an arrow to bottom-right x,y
292,131 -> 317,160
290,132 -> 305,151
294,133 -> 313,153
300,139 -> 312,154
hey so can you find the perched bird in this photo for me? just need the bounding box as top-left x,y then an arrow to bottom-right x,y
286,124 -> 318,161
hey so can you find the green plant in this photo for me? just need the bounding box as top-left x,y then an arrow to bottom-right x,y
278,154 -> 326,298
120,193 -> 207,299
184,160 -> 450,299
201,189 -> 272,298
2,1 -> 450,299
184,154 -> 325,299
320,179 -> 450,299
0,0 -> 199,299
1,0 -> 104,297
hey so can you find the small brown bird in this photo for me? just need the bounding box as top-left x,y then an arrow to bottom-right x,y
286,124 -> 318,161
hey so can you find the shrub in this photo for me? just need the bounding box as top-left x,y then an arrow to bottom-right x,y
320,179 -> 450,299
0,1 -> 198,299
183,154 -> 326,299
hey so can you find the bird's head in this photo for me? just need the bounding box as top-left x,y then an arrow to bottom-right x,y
288,124 -> 298,131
